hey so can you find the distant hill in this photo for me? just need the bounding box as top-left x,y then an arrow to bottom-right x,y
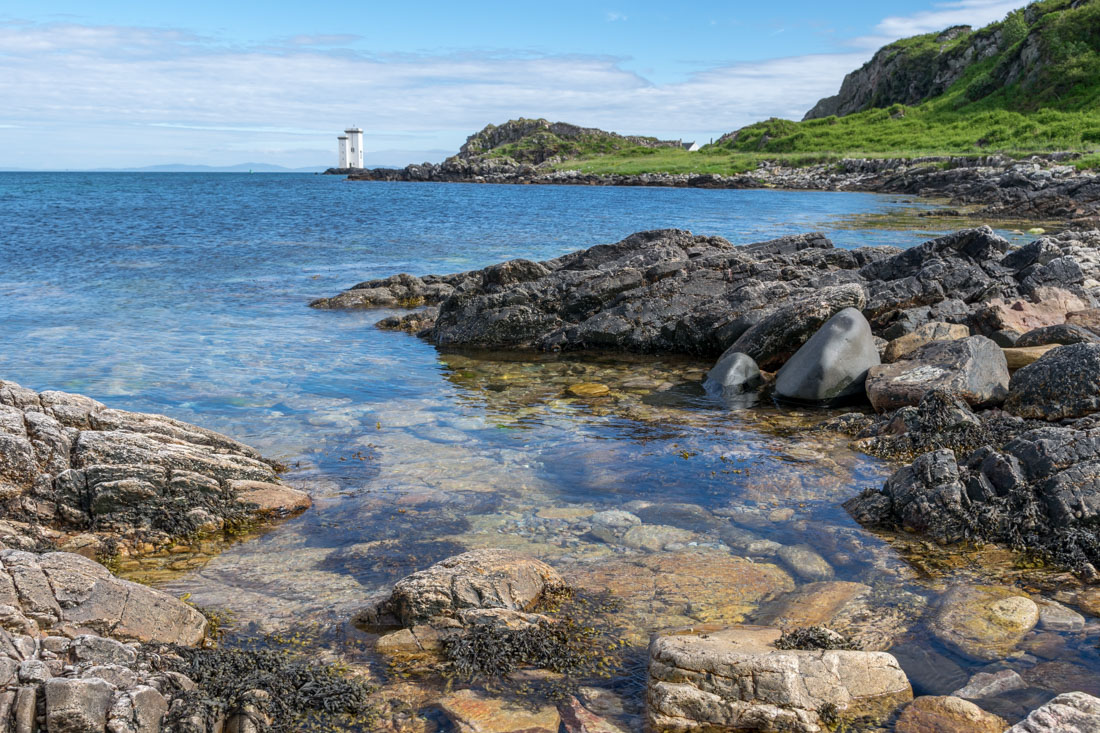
710,0 -> 1100,158
453,118 -> 681,166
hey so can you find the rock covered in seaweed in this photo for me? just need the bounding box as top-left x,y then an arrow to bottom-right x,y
1005,343 -> 1100,421
0,379 -> 309,547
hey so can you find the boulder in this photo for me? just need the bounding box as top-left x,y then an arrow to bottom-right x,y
355,549 -> 565,628
774,308 -> 879,404
726,284 -> 868,371
971,287 -> 1090,336
895,695 -> 1007,733
1003,345 -> 1059,370
929,585 -> 1038,661
1016,323 -> 1100,347
1005,343 -> 1100,420
646,625 -> 912,732
703,351 -> 761,403
45,677 -> 113,733
865,336 -> 1009,412
1007,692 -> 1100,733
883,322 -> 971,363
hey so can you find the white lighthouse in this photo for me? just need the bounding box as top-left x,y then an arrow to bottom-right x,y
345,127 -> 364,168
337,135 -> 349,169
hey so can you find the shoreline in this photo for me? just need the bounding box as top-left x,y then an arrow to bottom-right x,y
330,153 -> 1100,227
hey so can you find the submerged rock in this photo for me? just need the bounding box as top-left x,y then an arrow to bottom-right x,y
646,625 -> 912,732
356,548 -> 565,628
894,695 -> 1007,733
865,336 -> 1009,412
436,688 -> 560,733
774,307 -> 879,404
703,351 -> 761,404
929,585 -> 1038,661
1007,692 -> 1100,733
1005,343 -> 1100,420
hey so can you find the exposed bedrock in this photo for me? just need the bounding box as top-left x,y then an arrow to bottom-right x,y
318,227 -> 1100,362
0,379 -> 310,548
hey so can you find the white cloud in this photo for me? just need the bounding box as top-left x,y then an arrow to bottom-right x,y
605,12 -> 628,22
861,1 -> 1024,49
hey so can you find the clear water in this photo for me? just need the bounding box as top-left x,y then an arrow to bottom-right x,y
2,173 -> 1094,726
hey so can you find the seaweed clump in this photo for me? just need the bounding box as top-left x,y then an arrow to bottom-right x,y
774,626 -> 861,651
440,591 -> 626,696
159,643 -> 379,732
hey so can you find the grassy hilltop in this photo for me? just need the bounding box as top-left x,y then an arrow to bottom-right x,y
558,0 -> 1100,174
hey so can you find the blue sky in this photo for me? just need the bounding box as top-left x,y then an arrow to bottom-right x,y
0,1 -> 1027,169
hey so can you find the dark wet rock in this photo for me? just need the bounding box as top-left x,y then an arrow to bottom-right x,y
1005,343 -> 1100,421
309,272 -> 459,309
1016,323 -> 1100,348
774,307 -> 879,404
0,379 -> 308,547
355,548 -> 566,628
646,625 -> 912,732
703,351 -> 760,404
725,284 -> 867,371
865,336 -> 1009,412
1007,692 -> 1100,733
321,227 -> 1100,360
375,306 -> 439,335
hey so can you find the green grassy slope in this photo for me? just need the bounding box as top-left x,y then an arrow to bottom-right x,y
564,0 -> 1100,173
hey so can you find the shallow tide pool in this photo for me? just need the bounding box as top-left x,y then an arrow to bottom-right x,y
2,173 -> 1093,729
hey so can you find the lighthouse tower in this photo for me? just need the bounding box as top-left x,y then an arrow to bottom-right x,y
345,127 -> 364,168
337,135 -> 349,169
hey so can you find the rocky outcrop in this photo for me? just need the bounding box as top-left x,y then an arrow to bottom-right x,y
645,625 -> 912,732
844,407 -> 1100,576
317,227 -> 1100,358
0,379 -> 309,547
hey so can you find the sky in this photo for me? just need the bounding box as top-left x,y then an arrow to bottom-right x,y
0,1 -> 1028,169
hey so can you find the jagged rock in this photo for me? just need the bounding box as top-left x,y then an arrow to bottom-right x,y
774,307 -> 879,403
929,585 -> 1038,661
46,676 -> 114,732
1007,692 -> 1100,733
355,549 -> 565,628
703,352 -> 761,404
1016,323 -> 1100,347
0,379 -> 308,544
894,695 -> 1007,733
309,272 -> 458,309
971,287 -> 1091,336
865,336 -> 1009,411
1005,343 -> 1100,420
646,625 -> 912,732
883,322 -> 971,363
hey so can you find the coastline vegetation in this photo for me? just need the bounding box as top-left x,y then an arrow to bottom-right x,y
551,0 -> 1100,174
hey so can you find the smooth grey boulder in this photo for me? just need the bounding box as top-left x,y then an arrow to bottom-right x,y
864,336 -> 1009,412
775,307 -> 879,404
1005,343 -> 1100,420
704,351 -> 761,405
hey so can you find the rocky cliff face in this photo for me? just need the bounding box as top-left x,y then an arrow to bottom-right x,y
456,118 -> 677,164
804,1 -> 1073,119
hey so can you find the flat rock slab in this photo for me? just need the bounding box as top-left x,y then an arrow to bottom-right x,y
866,336 -> 1009,412
646,625 -> 912,732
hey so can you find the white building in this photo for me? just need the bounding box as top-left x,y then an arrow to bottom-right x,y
337,135 -> 349,168
682,141 -> 700,152
345,127 -> 364,168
